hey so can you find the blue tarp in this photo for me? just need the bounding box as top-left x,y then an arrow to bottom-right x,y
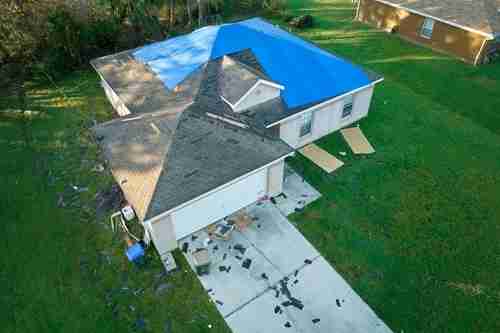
133,18 -> 371,109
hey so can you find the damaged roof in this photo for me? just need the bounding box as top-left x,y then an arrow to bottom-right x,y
93,109 -> 292,221
90,18 -> 382,221
132,17 -> 377,108
374,0 -> 500,36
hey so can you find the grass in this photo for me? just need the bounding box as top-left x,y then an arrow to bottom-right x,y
282,1 -> 500,332
1,1 -> 499,332
0,72 -> 230,333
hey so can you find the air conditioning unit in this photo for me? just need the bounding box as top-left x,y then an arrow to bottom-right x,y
121,205 -> 135,221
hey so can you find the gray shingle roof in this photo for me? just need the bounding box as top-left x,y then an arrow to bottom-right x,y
91,46 -> 379,221
219,56 -> 260,105
93,109 -> 292,221
376,0 -> 500,35
91,50 -> 293,221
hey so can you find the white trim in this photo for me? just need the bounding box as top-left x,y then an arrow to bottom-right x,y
265,78 -> 384,128
231,81 -> 260,110
474,38 -> 488,65
232,80 -> 285,110
206,112 -> 249,128
373,0 -> 495,39
144,153 -> 295,225
220,95 -> 236,109
420,17 -> 434,39
259,79 -> 285,91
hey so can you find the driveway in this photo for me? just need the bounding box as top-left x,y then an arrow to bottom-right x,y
181,200 -> 392,333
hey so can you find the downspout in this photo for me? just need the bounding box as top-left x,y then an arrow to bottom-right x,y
355,0 -> 362,20
474,38 -> 489,66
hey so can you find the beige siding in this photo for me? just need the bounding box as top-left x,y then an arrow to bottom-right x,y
278,87 -> 375,149
267,160 -> 285,197
149,215 -> 177,255
234,82 -> 281,112
357,0 -> 489,64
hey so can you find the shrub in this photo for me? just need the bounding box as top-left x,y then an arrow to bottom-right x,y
44,7 -> 121,74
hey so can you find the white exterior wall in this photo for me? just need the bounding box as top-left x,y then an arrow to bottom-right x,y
278,86 -> 375,149
234,82 -> 281,112
146,159 -> 287,252
101,79 -> 131,117
267,160 -> 285,197
147,215 -> 177,255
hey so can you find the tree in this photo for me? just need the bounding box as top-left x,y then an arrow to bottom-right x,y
169,0 -> 176,27
186,0 -> 192,26
197,0 -> 203,26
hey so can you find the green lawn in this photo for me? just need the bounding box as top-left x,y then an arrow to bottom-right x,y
1,1 -> 500,332
283,1 -> 500,332
0,73 -> 230,333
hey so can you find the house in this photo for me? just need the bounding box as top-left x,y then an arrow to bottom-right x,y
90,18 -> 383,257
356,0 -> 500,64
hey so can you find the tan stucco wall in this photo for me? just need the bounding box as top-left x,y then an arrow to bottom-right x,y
278,86 -> 375,149
234,82 -> 281,112
357,0 -> 489,64
267,160 -> 285,197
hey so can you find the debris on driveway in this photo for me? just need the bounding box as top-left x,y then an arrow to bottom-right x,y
233,244 -> 246,255
242,258 -> 252,269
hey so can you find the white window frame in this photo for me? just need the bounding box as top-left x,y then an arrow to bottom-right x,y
299,112 -> 313,137
420,18 -> 435,39
342,94 -> 354,119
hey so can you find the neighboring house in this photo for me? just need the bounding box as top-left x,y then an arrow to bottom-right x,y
90,18 -> 383,257
356,0 -> 500,64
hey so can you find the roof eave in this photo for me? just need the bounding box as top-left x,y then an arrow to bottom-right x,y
373,0 -> 495,39
264,78 -> 384,129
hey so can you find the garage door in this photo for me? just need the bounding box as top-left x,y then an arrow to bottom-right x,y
171,169 -> 268,240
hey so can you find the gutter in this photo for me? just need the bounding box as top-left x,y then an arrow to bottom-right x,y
265,77 -> 384,129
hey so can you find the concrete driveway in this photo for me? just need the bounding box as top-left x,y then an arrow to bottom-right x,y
181,201 -> 392,333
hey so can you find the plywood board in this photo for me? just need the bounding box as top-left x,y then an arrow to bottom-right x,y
341,127 -> 375,154
299,144 -> 344,173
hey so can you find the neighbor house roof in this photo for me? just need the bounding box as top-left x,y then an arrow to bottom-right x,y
373,0 -> 500,37
91,18 -> 382,221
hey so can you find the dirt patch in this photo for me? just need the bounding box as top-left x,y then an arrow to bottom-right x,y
304,210 -> 322,221
95,184 -> 126,219
447,282 -> 484,297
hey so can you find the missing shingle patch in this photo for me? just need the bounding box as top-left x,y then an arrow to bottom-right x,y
184,170 -> 199,178
190,137 -> 203,145
226,138 -> 239,144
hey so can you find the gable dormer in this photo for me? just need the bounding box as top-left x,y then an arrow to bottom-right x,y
219,55 -> 284,113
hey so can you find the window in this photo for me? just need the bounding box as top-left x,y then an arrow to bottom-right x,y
299,112 -> 313,137
420,18 -> 434,39
342,95 -> 354,119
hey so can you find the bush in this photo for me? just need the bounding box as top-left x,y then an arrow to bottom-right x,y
45,8 -> 83,73
288,15 -> 314,29
44,7 -> 121,74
